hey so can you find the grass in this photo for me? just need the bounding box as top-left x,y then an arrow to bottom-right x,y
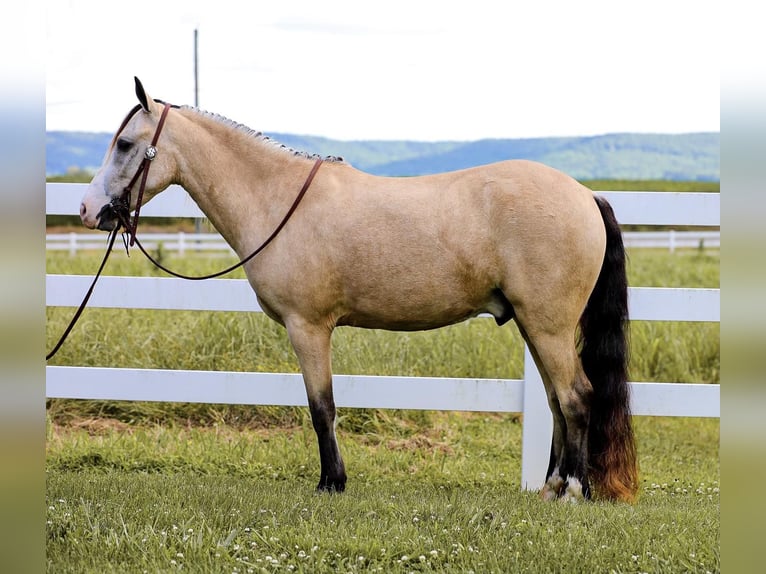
45,247 -> 720,426
45,246 -> 719,572
582,179 -> 719,193
46,415 -> 719,573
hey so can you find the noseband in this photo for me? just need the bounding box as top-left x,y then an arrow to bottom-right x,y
102,102 -> 172,246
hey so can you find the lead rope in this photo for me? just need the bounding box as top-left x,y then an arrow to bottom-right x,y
125,157 -> 323,281
46,158 -> 323,360
46,227 -> 120,360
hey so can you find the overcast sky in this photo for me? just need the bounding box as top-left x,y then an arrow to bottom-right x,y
46,0 -> 719,141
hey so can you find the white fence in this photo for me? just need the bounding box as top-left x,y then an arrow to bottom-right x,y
46,229 -> 720,256
46,232 -> 235,257
45,183 -> 720,490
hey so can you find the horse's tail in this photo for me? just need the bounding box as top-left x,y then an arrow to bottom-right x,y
579,195 -> 638,502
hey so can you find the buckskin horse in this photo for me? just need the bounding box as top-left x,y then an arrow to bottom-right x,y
80,78 -> 637,502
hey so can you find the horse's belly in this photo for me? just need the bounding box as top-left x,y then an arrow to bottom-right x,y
338,307 -> 478,331
336,287 -> 512,331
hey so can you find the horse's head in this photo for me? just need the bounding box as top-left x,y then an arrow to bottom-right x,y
80,77 -> 177,231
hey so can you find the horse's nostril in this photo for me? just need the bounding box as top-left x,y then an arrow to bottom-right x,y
80,203 -> 87,218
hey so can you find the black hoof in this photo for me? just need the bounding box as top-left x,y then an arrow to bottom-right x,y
316,477 -> 346,493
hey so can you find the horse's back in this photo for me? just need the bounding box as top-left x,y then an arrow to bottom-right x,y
343,159 -> 605,277
294,159 -> 607,331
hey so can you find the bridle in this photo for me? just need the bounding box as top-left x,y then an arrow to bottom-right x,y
98,101 -> 173,246
47,102 -> 323,360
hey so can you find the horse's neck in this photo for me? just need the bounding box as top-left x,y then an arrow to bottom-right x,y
173,117 -> 302,255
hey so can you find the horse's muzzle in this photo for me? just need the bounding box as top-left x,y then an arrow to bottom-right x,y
95,200 -> 128,231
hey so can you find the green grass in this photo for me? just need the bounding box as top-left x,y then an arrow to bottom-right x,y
46,415 -> 719,573
583,179 -> 719,192
45,247 -> 719,571
45,247 -> 719,426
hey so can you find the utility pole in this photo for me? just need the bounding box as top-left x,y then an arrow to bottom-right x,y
194,28 -> 202,236
194,28 -> 199,108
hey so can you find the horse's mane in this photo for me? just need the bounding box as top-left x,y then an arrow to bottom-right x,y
182,105 -> 346,164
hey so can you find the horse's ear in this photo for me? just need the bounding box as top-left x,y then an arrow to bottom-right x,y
134,76 -> 151,112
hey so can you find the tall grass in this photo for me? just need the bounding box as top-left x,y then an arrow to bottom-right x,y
46,247 -> 718,428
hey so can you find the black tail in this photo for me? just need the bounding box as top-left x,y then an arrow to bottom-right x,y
579,195 -> 638,502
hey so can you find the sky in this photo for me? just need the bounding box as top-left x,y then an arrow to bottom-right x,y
46,0 -> 720,142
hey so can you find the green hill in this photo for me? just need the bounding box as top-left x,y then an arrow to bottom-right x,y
47,131 -> 719,181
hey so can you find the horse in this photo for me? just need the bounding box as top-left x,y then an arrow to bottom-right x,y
80,77 -> 638,502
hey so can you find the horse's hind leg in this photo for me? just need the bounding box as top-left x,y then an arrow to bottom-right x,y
285,319 -> 347,492
517,323 -> 568,500
519,322 -> 594,501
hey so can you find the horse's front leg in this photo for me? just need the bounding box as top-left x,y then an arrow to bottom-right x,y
285,318 -> 347,492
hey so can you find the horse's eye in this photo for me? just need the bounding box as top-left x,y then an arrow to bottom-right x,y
116,138 -> 133,152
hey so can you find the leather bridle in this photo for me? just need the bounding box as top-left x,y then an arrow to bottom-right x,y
98,102 -> 173,246
124,102 -> 172,245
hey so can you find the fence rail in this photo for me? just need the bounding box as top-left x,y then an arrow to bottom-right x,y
46,183 -> 721,225
46,229 -> 720,255
45,183 -> 720,490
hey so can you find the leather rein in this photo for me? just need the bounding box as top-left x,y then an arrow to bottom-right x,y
47,102 -> 323,359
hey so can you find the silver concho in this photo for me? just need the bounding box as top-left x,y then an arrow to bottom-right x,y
145,145 -> 158,160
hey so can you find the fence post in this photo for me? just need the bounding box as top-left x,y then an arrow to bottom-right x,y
520,345 -> 552,491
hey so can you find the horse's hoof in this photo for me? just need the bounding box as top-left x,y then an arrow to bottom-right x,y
540,472 -> 565,501
540,486 -> 558,501
316,478 -> 346,493
560,477 -> 585,503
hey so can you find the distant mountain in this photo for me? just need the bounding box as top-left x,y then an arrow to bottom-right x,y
47,131 -> 719,181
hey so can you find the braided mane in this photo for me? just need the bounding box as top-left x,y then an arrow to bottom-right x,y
182,105 -> 345,163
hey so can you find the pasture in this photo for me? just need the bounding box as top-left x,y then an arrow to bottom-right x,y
46,247 -> 719,572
